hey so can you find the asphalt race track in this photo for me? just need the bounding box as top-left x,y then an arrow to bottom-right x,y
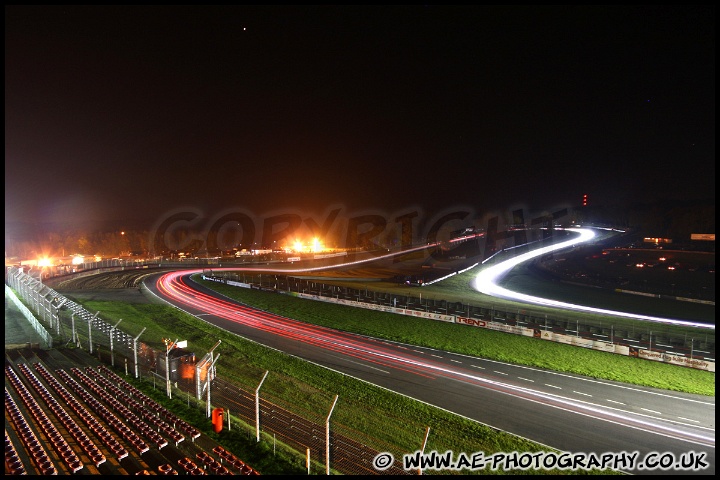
147,270 -> 715,475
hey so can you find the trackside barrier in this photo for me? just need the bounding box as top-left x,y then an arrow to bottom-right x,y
5,267 -> 410,475
5,285 -> 53,348
206,275 -> 715,373
455,317 -> 715,373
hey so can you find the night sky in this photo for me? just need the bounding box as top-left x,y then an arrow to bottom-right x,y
5,5 -> 715,233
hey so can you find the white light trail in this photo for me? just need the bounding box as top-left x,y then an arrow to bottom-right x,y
472,228 -> 714,330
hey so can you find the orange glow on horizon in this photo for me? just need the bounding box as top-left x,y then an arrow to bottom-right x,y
287,237 -> 328,253
37,257 -> 53,267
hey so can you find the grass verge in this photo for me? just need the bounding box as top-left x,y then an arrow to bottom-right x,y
61,289 -> 623,475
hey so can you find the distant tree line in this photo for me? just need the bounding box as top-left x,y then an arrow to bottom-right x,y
5,228 -> 150,260
5,200 -> 714,260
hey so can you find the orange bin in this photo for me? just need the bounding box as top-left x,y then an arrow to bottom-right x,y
211,408 -> 224,433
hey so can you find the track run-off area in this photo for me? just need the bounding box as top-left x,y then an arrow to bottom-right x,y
147,227 -> 714,475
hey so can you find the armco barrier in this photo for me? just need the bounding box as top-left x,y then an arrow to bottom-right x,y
216,278 -> 714,373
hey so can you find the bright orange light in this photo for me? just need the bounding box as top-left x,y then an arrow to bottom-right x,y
288,237 -> 328,253
37,257 -> 53,267
71,256 -> 84,265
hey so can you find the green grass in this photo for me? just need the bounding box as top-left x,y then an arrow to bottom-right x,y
59,293 -> 618,475
121,375 -> 309,475
191,277 -> 714,396
51,256 -> 713,475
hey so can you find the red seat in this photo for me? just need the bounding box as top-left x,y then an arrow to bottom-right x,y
69,460 -> 84,473
196,451 -> 210,462
7,459 -> 24,473
92,453 -> 106,466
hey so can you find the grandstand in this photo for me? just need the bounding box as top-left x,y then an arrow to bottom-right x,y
5,295 -> 261,476
5,270 -> 411,476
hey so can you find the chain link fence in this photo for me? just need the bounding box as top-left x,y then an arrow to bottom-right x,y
6,257 -> 714,475
6,267 -> 416,475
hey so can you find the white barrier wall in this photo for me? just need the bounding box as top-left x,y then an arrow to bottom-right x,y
634,349 -> 715,372
456,315 -> 713,372
204,276 -> 716,373
300,293 -> 456,323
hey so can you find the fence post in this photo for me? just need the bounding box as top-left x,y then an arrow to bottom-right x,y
166,339 -> 178,399
133,328 -> 146,378
110,319 -> 122,367
690,338 -> 694,359
71,313 -> 76,345
255,371 -> 269,442
326,394 -> 339,475
87,311 -> 100,354
205,354 -> 220,419
205,341 -> 222,417
418,426 -> 430,475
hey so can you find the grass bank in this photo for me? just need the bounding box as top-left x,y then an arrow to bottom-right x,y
66,291 -> 619,475
192,276 -> 714,396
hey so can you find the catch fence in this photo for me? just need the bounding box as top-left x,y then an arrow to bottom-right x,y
6,267 -> 426,475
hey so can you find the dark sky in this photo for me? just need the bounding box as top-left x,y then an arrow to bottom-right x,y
5,5 -> 715,232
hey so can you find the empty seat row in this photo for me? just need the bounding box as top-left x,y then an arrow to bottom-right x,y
195,450 -> 233,475
57,368 -> 150,455
5,430 -> 27,475
96,365 -> 201,440
177,456 -> 207,474
27,362 -> 105,467
158,463 -> 179,475
213,445 -> 260,475
88,368 -> 185,446
4,386 -> 56,475
70,367 -> 160,452
15,364 -> 86,472
34,364 -> 129,461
